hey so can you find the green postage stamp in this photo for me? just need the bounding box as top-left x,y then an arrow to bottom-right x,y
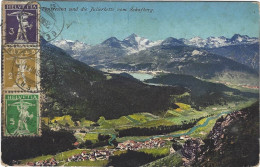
4,94 -> 40,136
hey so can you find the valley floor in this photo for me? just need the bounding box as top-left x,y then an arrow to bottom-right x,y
19,98 -> 257,166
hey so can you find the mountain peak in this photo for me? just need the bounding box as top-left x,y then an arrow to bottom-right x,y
103,37 -> 120,42
122,33 -> 150,49
129,33 -> 138,37
101,37 -> 122,48
123,33 -> 139,41
162,37 -> 185,46
230,34 -> 250,42
232,34 -> 243,37
190,36 -> 203,40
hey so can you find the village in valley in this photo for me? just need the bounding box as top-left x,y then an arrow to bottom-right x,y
26,136 -> 191,166
22,99 -> 258,166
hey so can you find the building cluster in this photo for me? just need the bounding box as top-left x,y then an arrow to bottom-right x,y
180,135 -> 191,141
241,85 -> 259,89
26,158 -> 58,166
117,138 -> 166,151
215,81 -> 259,90
67,149 -> 113,162
26,137 -> 169,166
27,149 -> 113,166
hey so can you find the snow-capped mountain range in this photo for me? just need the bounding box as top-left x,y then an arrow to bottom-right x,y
181,34 -> 258,48
51,40 -> 91,58
50,33 -> 259,71
52,34 -> 258,57
121,34 -> 163,54
52,33 -> 162,57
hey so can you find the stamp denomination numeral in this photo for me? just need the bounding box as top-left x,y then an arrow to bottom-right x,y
8,28 -> 15,35
8,72 -> 13,79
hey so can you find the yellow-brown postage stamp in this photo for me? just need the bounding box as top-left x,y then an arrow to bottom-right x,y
3,48 -> 40,92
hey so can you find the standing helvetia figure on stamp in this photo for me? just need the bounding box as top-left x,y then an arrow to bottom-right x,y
4,94 -> 40,136
7,11 -> 34,43
8,100 -> 34,135
3,48 -> 40,91
3,2 -> 40,45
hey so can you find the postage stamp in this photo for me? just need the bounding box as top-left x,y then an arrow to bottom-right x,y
4,93 -> 40,136
3,48 -> 40,92
2,1 -> 41,137
2,1 -> 40,47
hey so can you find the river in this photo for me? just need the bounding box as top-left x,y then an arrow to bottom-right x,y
109,110 -> 231,145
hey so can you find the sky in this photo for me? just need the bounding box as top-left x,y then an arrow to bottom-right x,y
39,1 -> 259,44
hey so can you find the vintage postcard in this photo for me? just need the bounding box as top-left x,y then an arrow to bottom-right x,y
1,1 -> 259,167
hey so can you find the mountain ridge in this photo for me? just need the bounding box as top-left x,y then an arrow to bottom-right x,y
51,33 -> 259,70
52,33 -> 258,51
112,45 -> 258,86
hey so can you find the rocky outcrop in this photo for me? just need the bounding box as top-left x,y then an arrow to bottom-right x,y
208,110 -> 249,151
181,102 -> 259,166
181,138 -> 205,166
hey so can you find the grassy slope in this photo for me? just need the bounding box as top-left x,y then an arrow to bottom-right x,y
138,147 -> 170,157
66,160 -> 109,166
141,153 -> 183,167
